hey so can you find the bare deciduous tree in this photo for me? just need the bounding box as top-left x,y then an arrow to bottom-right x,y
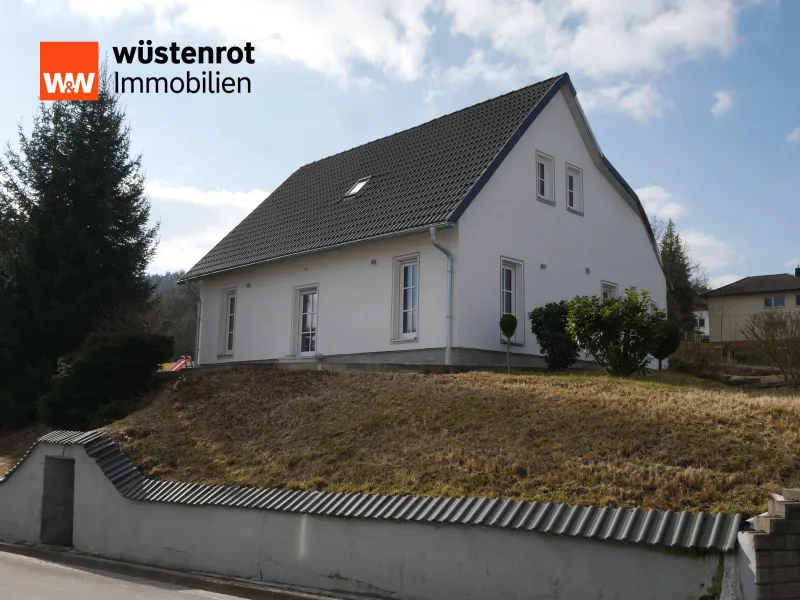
741,310 -> 800,386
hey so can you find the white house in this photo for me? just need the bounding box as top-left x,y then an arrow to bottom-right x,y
181,73 -> 666,368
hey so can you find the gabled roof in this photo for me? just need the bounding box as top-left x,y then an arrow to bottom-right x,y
182,73 -> 658,281
706,274 -> 800,297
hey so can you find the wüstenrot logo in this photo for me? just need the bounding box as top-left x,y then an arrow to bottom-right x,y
40,41 -> 99,101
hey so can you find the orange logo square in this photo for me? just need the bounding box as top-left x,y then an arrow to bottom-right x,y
40,42 -> 99,101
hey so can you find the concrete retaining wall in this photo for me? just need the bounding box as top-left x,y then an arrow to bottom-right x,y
0,438 -> 753,600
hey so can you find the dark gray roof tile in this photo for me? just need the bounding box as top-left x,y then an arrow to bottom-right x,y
707,274 -> 800,297
182,75 -> 563,280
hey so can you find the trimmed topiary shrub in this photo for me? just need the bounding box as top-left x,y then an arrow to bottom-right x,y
499,313 -> 518,374
38,331 -> 173,430
529,301 -> 580,370
651,319 -> 682,370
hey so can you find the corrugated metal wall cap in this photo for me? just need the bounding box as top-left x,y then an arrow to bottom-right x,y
0,431 -> 748,553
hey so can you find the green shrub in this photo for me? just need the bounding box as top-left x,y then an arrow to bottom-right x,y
529,301 -> 580,370
651,320 -> 682,370
38,331 -> 173,430
567,289 -> 666,377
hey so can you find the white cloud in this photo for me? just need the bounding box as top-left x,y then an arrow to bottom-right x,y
683,230 -> 740,270
149,228 -> 231,274
148,180 -> 268,209
635,185 -> 686,220
146,181 -> 269,273
786,127 -> 800,143
785,257 -> 800,269
579,82 -> 667,122
710,274 -> 742,289
710,90 -> 733,118
34,0 -> 758,118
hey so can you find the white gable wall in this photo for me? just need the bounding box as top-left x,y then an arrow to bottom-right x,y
196,229 -> 456,365
455,88 -> 666,357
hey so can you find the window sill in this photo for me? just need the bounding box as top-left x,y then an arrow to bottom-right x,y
500,339 -> 525,348
537,196 -> 555,206
391,337 -> 418,344
567,207 -> 584,216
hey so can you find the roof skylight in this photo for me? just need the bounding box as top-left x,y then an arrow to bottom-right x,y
345,177 -> 370,197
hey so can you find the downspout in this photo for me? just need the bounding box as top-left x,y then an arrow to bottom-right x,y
195,296 -> 203,366
429,227 -> 453,366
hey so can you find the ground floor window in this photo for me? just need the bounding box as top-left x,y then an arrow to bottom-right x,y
392,254 -> 420,341
500,257 -> 524,345
601,281 -> 618,300
296,286 -> 318,355
220,288 -> 236,356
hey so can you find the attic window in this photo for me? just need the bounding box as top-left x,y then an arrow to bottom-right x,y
345,177 -> 370,197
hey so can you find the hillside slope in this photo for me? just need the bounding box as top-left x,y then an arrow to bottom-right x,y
100,368 -> 800,515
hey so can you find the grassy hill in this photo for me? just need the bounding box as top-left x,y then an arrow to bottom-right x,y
80,368 -> 800,516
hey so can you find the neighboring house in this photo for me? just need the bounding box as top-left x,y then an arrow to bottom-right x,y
181,73 -> 667,367
692,294 -> 709,341
706,268 -> 800,342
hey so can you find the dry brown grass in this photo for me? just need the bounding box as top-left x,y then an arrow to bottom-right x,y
98,368 -> 800,516
0,423 -> 51,474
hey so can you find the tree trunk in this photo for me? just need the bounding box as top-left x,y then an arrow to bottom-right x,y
506,339 -> 511,374
658,358 -> 663,370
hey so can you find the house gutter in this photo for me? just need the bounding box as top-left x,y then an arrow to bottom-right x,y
429,226 -> 453,366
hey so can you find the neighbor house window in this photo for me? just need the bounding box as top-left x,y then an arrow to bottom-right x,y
220,288 -> 236,356
696,317 -> 706,328
535,151 -> 555,204
601,282 -> 618,300
295,286 -> 318,355
392,254 -> 420,341
796,294 -> 800,306
764,296 -> 786,308
566,164 -> 583,214
501,258 -> 525,345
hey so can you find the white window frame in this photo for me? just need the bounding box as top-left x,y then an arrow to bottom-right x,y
391,254 -> 420,342
764,296 -> 786,309
219,288 -> 237,357
601,281 -> 618,300
345,176 -> 370,197
500,257 -> 525,346
535,151 -> 555,205
566,163 -> 584,215
293,284 -> 319,356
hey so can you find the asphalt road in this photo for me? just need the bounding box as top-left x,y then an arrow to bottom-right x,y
0,551 -> 239,600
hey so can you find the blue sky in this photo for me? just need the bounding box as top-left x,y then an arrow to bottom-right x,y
0,0 -> 796,288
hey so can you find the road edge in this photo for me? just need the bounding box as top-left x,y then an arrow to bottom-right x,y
0,541 -> 341,600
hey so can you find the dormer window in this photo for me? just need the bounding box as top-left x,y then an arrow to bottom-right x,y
345,177 -> 370,197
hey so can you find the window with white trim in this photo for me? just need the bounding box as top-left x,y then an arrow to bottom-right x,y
601,282 -> 618,300
566,164 -> 583,214
501,258 -> 524,345
764,296 -> 786,308
392,254 -> 420,341
535,152 -> 554,204
296,286 -> 318,355
345,177 -> 370,197
220,288 -> 236,356
796,294 -> 800,307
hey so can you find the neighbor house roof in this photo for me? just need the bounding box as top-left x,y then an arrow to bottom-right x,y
706,274 -> 800,297
182,73 -> 658,281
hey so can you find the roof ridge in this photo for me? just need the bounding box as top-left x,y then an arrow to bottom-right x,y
298,74 -> 566,170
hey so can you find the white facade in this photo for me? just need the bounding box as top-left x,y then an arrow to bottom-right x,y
694,310 -> 710,340
196,230 -> 454,365
195,88 -> 666,367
